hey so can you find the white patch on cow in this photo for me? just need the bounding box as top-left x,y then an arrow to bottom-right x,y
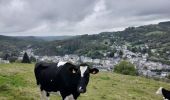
80,66 -> 88,77
57,61 -> 67,67
79,86 -> 82,90
156,87 -> 163,95
164,97 -> 168,100
64,94 -> 75,100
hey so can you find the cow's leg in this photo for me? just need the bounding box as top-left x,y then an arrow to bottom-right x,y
39,85 -> 45,100
60,92 -> 71,100
72,92 -> 79,100
63,94 -> 75,100
46,92 -> 50,100
40,90 -> 50,100
60,91 -> 75,100
40,90 -> 46,100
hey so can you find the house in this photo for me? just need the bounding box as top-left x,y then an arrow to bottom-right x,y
161,72 -> 168,78
80,56 -> 93,63
0,58 -> 10,64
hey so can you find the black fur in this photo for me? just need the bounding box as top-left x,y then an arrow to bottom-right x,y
34,62 -> 99,100
162,88 -> 170,100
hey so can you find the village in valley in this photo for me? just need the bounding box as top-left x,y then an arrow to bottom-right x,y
1,44 -> 170,79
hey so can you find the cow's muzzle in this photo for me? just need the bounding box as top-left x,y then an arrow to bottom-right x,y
77,86 -> 86,93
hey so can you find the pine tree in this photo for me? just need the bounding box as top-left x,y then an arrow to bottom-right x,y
3,54 -> 10,60
22,52 -> 31,63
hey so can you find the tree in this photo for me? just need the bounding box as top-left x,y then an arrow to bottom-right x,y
107,49 -> 117,57
9,57 -> 17,63
132,47 -> 138,53
87,51 -> 103,59
119,50 -> 123,57
114,60 -> 137,76
3,54 -> 10,60
22,52 -> 31,63
30,56 -> 36,62
166,74 -> 170,79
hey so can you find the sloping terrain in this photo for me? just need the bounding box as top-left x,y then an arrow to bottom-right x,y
35,21 -> 170,60
0,63 -> 169,100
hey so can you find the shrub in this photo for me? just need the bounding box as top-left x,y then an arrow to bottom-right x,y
22,52 -> 31,63
114,60 -> 137,76
30,56 -> 36,62
166,74 -> 170,79
9,57 -> 17,63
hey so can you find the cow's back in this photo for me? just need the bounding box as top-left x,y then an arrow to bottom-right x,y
34,62 -> 58,86
34,62 -> 80,95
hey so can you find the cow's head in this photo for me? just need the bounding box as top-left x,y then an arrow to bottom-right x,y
69,63 -> 99,93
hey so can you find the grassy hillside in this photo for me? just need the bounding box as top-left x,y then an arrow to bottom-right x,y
34,21 -> 170,60
0,63 -> 170,100
0,35 -> 46,57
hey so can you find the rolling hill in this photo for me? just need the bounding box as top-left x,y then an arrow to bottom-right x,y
0,21 -> 170,63
0,35 -> 73,57
0,63 -> 169,100
0,35 -> 46,57
34,21 -> 170,62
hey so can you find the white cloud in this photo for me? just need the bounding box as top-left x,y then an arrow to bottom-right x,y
0,0 -> 170,36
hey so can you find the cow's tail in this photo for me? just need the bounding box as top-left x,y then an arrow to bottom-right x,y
34,63 -> 42,85
34,62 -> 49,85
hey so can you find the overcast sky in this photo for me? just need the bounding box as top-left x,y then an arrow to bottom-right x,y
0,0 -> 170,36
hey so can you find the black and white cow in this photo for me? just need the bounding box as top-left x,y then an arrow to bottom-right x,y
156,87 -> 170,100
34,61 -> 99,100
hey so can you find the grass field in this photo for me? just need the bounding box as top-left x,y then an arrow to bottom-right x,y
0,63 -> 170,100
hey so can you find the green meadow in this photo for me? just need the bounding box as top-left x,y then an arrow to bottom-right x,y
0,63 -> 169,100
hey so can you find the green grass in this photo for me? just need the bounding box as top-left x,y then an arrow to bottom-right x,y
0,63 -> 169,100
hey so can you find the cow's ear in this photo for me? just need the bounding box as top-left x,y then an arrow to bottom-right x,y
90,68 -> 99,74
69,67 -> 78,74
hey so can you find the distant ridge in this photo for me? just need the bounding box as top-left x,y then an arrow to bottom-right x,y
158,21 -> 170,27
34,36 -> 74,41
14,36 -> 74,41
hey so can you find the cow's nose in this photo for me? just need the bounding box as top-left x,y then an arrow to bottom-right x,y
78,87 -> 86,93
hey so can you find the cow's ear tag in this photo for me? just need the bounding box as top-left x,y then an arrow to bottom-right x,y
69,67 -> 78,74
72,69 -> 76,73
92,71 -> 96,74
90,68 -> 99,74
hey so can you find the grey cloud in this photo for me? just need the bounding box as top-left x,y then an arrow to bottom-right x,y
0,0 -> 170,36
